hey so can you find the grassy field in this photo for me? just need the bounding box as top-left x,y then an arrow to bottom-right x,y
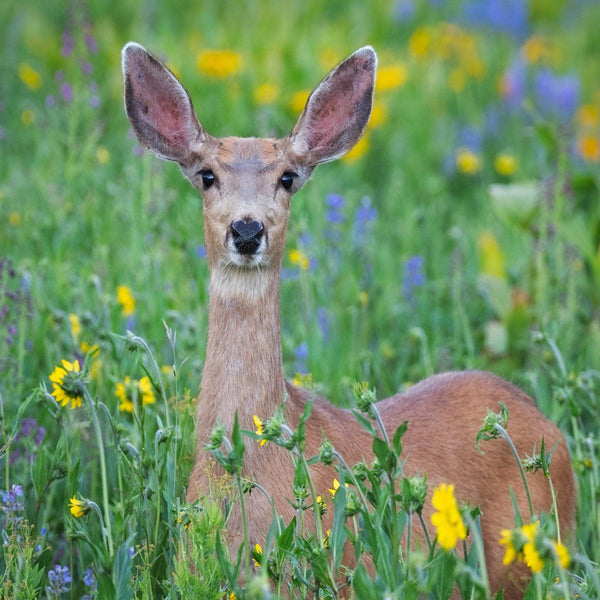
1,0 -> 599,597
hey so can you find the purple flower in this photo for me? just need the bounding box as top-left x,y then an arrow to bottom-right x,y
326,193 -> 345,224
45,95 -> 56,108
294,342 -> 308,374
534,68 -> 580,121
280,268 -> 299,281
196,245 -> 207,258
133,145 -> 144,157
55,70 -> 65,82
61,32 -> 74,58
1,484 -> 25,527
402,255 -> 425,303
394,0 -> 415,21
354,196 -> 378,240
83,567 -> 97,590
298,232 -> 313,246
463,0 -> 528,38
80,60 -> 93,75
46,565 -> 72,597
317,307 -> 329,341
84,33 -> 98,54
501,58 -> 527,109
60,83 -> 73,103
129,546 -> 135,558
89,95 -> 100,109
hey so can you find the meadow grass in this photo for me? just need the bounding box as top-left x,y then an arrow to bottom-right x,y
1,0 -> 599,597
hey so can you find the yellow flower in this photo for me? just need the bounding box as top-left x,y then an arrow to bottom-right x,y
577,135 -> 600,162
320,47 -> 340,70
229,594 -> 237,600
478,232 -> 506,279
409,27 -> 431,58
49,360 -> 83,409
494,153 -> 518,176
253,543 -> 263,567
9,212 -> 21,226
81,342 -> 101,380
342,135 -> 369,163
68,496 -> 88,518
521,36 -> 549,64
69,313 -> 81,339
292,373 -> 315,388
290,89 -> 311,113
289,248 -> 309,271
96,146 -> 110,165
375,64 -> 408,92
430,483 -> 467,551
323,528 -> 331,548
253,82 -> 279,105
253,414 -> 267,446
117,285 -> 135,317
21,109 -> 35,126
499,528 -> 521,565
18,62 -> 42,91
521,522 -> 543,573
328,478 -> 348,498
196,49 -> 242,78
455,147 -> 481,174
359,291 -> 369,307
552,541 -> 570,569
115,376 -> 155,413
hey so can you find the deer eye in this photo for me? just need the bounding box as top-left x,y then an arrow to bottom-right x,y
280,172 -> 296,190
198,169 -> 215,189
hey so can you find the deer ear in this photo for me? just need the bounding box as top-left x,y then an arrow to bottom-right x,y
122,42 -> 205,164
289,46 -> 377,166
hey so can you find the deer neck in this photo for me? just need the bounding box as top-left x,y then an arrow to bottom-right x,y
198,265 -> 285,440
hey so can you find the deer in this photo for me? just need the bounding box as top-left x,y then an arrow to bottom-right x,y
121,42 -> 576,598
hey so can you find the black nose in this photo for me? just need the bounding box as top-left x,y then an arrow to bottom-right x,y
231,219 -> 264,255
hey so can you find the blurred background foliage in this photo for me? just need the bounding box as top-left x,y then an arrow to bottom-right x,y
1,0 -> 600,596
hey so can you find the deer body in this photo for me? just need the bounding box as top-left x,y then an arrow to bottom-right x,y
122,43 -> 576,599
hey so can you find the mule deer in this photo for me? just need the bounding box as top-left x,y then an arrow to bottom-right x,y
122,42 -> 576,598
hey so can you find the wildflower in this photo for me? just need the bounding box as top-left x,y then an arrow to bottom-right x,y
290,89 -> 310,113
499,58 -> 526,109
18,62 -> 42,90
448,69 -> 467,93
289,249 -> 309,271
253,415 -> 268,446
534,69 -> 580,122
328,478 -> 348,498
68,496 -> 88,518
69,313 -> 81,339
21,109 -> 35,126
577,135 -> 600,162
117,285 -> 135,317
196,49 -> 242,78
115,376 -> 155,413
521,522 -> 543,573
494,153 -> 518,176
81,341 -> 101,380
61,31 -> 74,57
456,147 -> 481,174
323,528 -> 331,548
229,594 -> 237,600
400,476 -> 428,514
409,27 -> 431,58
254,82 -> 279,105
499,528 -> 521,565
46,565 -> 72,597
577,104 -> 599,128
430,483 -> 467,551
521,36 -> 550,64
60,82 -> 74,103
49,360 -> 83,409
82,567 -> 97,599
292,373 -> 315,388
9,212 -> 20,226
375,64 -> 407,92
552,541 -> 570,569
1,484 -> 25,527
342,135 -> 369,163
96,146 -> 110,164
359,291 -> 369,307
463,0 -> 528,38
252,543 -> 263,567
402,255 -> 425,302
478,232 -> 506,279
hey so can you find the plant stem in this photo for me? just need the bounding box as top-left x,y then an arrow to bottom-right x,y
495,424 -> 534,519
235,473 -> 250,583
85,388 -> 114,556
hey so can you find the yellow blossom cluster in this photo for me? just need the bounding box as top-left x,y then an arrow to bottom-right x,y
289,248 -> 309,271
49,360 -> 83,409
117,285 -> 135,317
115,376 -> 155,413
575,103 -> 600,163
196,49 -> 242,78
430,483 -> 467,551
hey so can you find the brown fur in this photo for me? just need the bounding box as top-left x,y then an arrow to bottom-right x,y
122,43 -> 577,599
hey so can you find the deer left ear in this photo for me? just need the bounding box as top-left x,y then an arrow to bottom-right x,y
289,46 -> 377,166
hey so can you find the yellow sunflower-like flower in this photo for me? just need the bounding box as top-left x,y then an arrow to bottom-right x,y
430,483 -> 467,551
289,248 -> 309,271
196,49 -> 242,78
253,543 -> 263,567
499,528 -> 522,565
521,522 -> 543,573
69,313 -> 81,339
553,541 -> 570,569
18,62 -> 42,91
253,414 -> 267,446
456,147 -> 481,175
494,153 -> 518,176
68,495 -> 88,518
328,478 -> 348,498
49,360 -> 83,409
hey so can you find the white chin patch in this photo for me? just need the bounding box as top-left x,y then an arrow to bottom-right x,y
228,251 -> 267,269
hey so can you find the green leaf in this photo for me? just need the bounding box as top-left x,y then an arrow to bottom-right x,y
352,563 -> 379,600
392,421 -> 408,457
351,409 -> 378,436
372,436 -> 396,474
113,536 -> 135,600
330,481 -> 348,570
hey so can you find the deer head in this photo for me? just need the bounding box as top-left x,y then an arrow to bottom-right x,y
122,43 -> 376,298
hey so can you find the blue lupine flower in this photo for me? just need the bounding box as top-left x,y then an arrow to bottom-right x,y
46,565 -> 72,597
463,0 -> 528,38
294,342 -> 309,374
354,196 -> 378,240
196,245 -> 207,258
394,0 -> 415,22
129,546 -> 135,558
317,307 -> 329,342
534,68 -> 580,121
326,194 -> 345,224
458,126 -> 483,151
501,58 -> 527,109
402,256 -> 425,303
1,484 -> 25,527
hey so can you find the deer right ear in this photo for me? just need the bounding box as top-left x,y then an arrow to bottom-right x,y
122,42 -> 205,164
289,46 -> 377,166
